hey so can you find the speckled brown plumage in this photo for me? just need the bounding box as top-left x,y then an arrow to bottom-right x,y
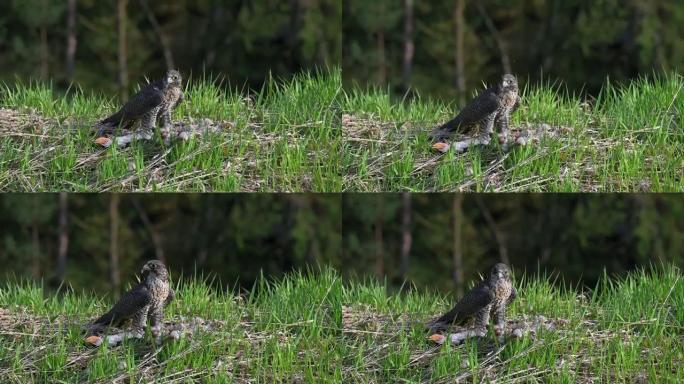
95,70 -> 183,137
87,260 -> 174,336
426,263 -> 516,334
430,74 -> 520,145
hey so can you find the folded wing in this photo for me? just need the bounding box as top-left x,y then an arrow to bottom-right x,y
91,283 -> 152,329
426,281 -> 494,332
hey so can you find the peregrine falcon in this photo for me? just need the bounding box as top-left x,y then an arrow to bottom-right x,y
426,263 -> 516,337
430,74 -> 521,148
95,70 -> 184,137
87,260 -> 174,337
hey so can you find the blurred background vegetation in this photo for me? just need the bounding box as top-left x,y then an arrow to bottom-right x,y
1,194 -> 682,296
342,194 -> 684,295
0,194 -> 341,295
343,0 -> 684,103
0,0 -> 341,99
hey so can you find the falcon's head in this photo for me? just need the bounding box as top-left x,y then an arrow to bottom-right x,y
165,70 -> 182,87
501,74 -> 518,90
141,259 -> 169,281
490,263 -> 511,281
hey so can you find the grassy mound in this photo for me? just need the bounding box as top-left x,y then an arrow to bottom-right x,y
342,73 -> 683,191
0,268 -> 342,383
341,265 -> 684,382
1,266 -> 682,382
0,69 -> 341,192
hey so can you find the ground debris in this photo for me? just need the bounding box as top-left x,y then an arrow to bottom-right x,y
0,107 -> 53,137
96,118 -> 234,148
342,113 -> 399,143
85,315 -> 228,347
429,314 -> 566,345
433,123 -> 570,153
342,113 -> 578,191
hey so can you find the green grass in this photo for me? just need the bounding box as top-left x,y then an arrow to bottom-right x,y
341,265 -> 684,383
342,73 -> 684,191
1,266 -> 682,383
0,268 -> 342,383
0,68 -> 341,192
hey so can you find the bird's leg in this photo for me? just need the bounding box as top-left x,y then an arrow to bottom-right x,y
471,114 -> 496,148
473,306 -> 491,335
139,110 -> 158,140
500,114 -> 510,140
149,309 -> 163,328
130,306 -> 149,338
492,307 -> 507,342
483,113 -> 496,137
159,107 -> 173,130
498,112 -> 512,151
149,308 -> 164,338
159,109 -> 169,128
157,107 -> 174,144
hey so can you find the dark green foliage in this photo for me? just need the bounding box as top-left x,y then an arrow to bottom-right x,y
343,0 -> 684,100
341,194 -> 684,291
0,1 -> 341,95
0,194 -> 342,294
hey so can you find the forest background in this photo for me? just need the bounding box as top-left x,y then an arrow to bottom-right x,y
1,194 -> 681,297
0,0 -> 341,98
343,1 -> 684,103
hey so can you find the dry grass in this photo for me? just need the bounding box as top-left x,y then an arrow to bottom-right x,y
342,74 -> 683,191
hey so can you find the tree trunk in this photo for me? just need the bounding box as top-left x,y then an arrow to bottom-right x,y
141,0 -> 175,70
306,197 -> 320,265
57,193 -> 69,283
197,194 -> 214,266
109,195 -> 121,299
476,3 -> 512,74
376,2 -> 387,85
452,195 -> 464,297
402,0 -> 415,91
131,198 -> 165,263
31,221 -> 41,279
308,229 -> 321,265
374,198 -> 385,278
475,196 -> 510,265
40,25 -> 49,79
314,1 -> 330,66
278,196 -> 297,271
399,193 -> 412,279
376,29 -> 386,85
117,0 -> 129,102
65,0 -> 77,82
288,0 -> 302,69
453,0 -> 466,106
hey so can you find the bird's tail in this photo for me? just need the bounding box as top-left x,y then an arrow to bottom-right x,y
426,307 -> 468,332
425,319 -> 449,333
84,321 -> 106,337
93,121 -> 116,137
429,116 -> 463,142
426,312 -> 455,333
